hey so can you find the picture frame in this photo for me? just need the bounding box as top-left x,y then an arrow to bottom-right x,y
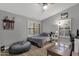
61,12 -> 68,19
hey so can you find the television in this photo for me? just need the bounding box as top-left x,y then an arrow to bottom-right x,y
77,29 -> 79,36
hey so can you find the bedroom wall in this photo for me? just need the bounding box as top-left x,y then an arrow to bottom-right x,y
0,10 -> 40,47
0,10 -> 41,47
41,4 -> 79,36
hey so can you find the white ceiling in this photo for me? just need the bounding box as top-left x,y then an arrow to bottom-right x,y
0,3 -> 77,20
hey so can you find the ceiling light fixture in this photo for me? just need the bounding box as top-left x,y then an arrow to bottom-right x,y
42,3 -> 48,10
39,3 -> 48,11
39,3 -> 54,11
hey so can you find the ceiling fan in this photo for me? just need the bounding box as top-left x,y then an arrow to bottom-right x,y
39,3 -> 54,11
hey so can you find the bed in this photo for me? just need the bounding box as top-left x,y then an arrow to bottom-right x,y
27,33 -> 50,48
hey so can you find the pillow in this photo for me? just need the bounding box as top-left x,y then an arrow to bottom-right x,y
39,33 -> 48,36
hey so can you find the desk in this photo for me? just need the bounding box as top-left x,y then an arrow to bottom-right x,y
47,44 -> 71,56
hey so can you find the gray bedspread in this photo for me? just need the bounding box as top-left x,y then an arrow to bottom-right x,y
27,33 -> 50,47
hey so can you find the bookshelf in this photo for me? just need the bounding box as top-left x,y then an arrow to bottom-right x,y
58,19 -> 71,39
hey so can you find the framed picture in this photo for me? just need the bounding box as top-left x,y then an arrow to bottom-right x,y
2,16 -> 15,30
61,12 -> 68,19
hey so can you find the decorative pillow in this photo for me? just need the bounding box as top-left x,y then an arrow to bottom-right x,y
39,33 -> 49,36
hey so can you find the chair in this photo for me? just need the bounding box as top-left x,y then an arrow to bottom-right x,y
8,41 -> 31,54
69,31 -> 75,56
